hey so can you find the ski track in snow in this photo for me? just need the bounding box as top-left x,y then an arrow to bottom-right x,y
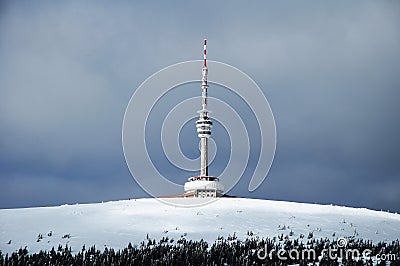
0,198 -> 399,254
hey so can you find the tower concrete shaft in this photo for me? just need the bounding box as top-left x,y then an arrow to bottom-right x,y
200,138 -> 208,176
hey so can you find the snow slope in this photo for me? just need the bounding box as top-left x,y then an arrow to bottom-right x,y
1,198 -> 399,255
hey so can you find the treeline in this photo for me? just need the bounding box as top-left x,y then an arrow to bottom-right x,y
0,236 -> 399,265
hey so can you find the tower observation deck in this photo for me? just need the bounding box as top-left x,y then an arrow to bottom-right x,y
184,39 -> 224,198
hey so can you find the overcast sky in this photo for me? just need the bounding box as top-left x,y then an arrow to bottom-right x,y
0,1 -> 399,212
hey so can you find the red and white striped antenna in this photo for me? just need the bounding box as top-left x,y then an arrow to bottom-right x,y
203,39 -> 207,68
201,38 -> 208,108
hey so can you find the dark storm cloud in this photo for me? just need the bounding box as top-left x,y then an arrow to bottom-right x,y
0,1 -> 399,211
227,2 -> 400,211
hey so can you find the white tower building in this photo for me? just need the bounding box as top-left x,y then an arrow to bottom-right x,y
184,39 -> 224,198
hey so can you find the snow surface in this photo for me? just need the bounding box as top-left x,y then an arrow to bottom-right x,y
1,198 -> 399,255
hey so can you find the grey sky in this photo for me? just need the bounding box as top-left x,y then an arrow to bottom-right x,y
0,1 -> 399,212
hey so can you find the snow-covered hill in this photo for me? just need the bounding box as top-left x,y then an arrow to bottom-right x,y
1,198 -> 399,255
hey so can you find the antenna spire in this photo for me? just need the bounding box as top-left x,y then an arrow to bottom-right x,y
203,39 -> 207,68
201,39 -> 208,112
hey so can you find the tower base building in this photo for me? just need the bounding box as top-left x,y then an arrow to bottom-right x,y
184,176 -> 224,198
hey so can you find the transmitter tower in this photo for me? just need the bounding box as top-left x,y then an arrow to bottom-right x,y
184,39 -> 224,198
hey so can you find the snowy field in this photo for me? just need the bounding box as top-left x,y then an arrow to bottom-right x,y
1,198 -> 399,255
